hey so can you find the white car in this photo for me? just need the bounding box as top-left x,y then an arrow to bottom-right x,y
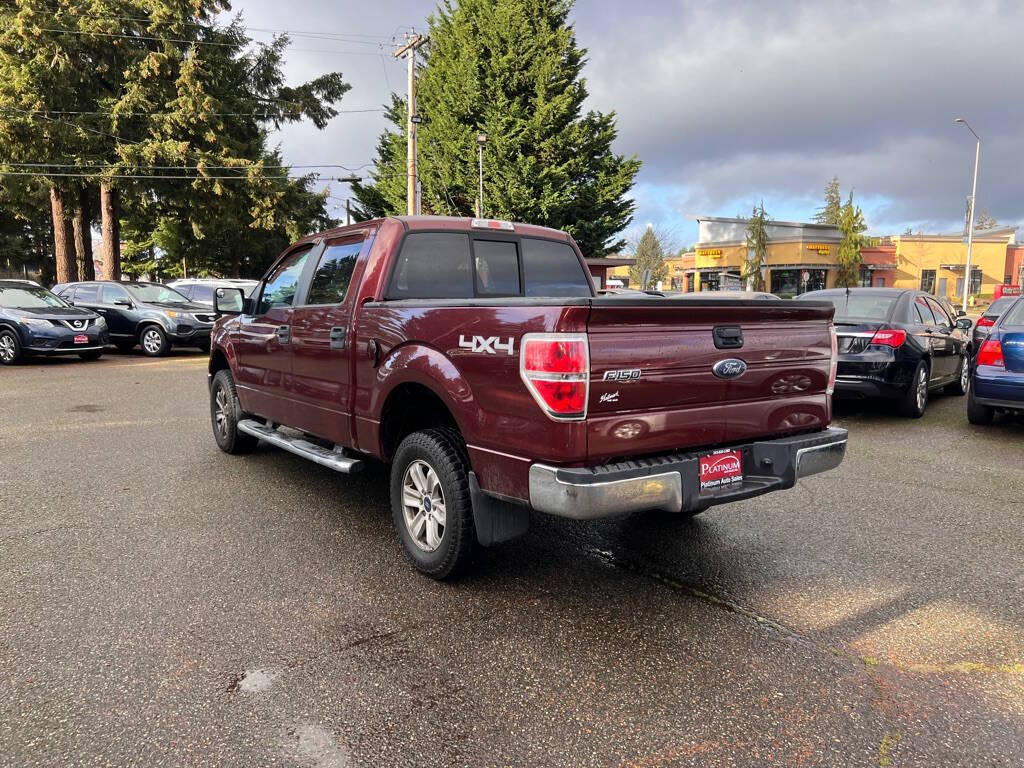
167,278 -> 259,307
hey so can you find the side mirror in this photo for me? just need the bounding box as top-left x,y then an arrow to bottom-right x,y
113,298 -> 133,307
214,287 -> 246,316
956,317 -> 973,330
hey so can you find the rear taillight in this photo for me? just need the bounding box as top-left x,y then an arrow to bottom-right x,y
869,328 -> 907,348
520,333 -> 589,420
827,325 -> 838,396
977,339 -> 1005,368
976,316 -> 995,329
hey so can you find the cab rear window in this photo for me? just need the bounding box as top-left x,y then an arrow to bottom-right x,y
521,238 -> 591,297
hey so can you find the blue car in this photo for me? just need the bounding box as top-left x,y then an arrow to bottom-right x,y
968,296 -> 1024,424
0,280 -> 109,365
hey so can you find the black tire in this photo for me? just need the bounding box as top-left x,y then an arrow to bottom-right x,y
899,359 -> 930,418
139,325 -> 169,357
210,368 -> 259,454
966,385 -> 995,426
0,328 -> 22,365
945,354 -> 969,396
390,428 -> 476,580
78,350 -> 103,361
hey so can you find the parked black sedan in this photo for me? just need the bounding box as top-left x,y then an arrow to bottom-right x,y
801,288 -> 972,417
56,281 -> 216,356
0,280 -> 108,365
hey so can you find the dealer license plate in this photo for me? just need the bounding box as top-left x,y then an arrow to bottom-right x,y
73,335 -> 89,344
699,449 -> 743,493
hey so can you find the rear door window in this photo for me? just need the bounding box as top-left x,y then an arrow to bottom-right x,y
101,284 -> 131,304
387,233 -> 472,299
305,237 -> 363,305
915,296 -> 939,326
74,284 -> 100,303
521,238 -> 592,297
926,297 -> 952,329
191,285 -> 214,304
473,240 -> 520,296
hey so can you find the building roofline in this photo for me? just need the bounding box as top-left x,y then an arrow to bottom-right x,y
694,215 -> 841,230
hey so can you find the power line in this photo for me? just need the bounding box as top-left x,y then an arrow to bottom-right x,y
0,108 -> 386,117
2,162 -> 374,171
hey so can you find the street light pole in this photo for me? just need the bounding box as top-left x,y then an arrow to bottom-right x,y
955,118 -> 980,314
476,133 -> 487,218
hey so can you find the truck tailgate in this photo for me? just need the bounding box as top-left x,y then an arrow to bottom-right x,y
585,298 -> 835,463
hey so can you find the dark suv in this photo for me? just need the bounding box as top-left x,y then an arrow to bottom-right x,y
57,281 -> 216,356
0,280 -> 108,364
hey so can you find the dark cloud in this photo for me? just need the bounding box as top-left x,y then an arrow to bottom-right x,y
243,0 -> 1023,237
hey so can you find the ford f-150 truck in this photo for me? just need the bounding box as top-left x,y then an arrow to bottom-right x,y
208,216 -> 847,579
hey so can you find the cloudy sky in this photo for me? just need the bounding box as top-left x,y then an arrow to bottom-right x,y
236,0 -> 1023,247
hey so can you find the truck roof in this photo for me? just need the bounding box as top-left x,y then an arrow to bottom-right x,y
293,215 -> 573,249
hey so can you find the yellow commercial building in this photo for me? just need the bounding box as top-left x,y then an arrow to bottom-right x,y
890,228 -> 1017,302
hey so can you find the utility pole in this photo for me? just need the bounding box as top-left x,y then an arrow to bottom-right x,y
955,118 -> 980,313
346,199 -> 351,226
394,32 -> 428,216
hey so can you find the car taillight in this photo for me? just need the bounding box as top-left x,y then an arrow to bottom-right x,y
977,339 -> 1005,368
869,328 -> 907,348
827,324 -> 838,396
520,333 -> 589,420
976,316 -> 995,329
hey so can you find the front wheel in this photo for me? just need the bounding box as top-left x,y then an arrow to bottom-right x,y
0,328 -> 22,365
945,354 -> 969,395
966,385 -> 995,426
390,429 -> 476,580
899,360 -> 930,418
210,369 -> 259,454
139,325 -> 170,357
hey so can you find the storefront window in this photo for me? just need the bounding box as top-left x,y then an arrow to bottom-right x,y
920,270 -> 936,293
702,272 -> 721,291
686,273 -> 694,292
770,269 -> 826,297
859,267 -> 872,287
969,267 -> 982,295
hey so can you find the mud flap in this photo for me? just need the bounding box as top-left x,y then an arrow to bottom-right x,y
469,472 -> 530,546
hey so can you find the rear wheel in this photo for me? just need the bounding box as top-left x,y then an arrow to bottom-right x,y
210,369 -> 259,454
966,385 -> 995,426
899,360 -> 930,418
945,353 -> 969,395
390,429 -> 476,580
0,328 -> 22,365
139,325 -> 169,357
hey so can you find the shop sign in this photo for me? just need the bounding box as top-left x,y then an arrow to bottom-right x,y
697,248 -> 723,258
806,243 -> 832,255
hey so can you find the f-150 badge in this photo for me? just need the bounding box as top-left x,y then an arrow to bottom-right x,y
459,335 -> 515,356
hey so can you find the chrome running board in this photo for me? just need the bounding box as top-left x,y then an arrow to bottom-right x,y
237,419 -> 365,474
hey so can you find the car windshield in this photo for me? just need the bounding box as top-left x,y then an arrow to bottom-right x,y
812,293 -> 897,322
987,297 -> 1017,316
124,283 -> 191,304
1000,299 -> 1024,326
0,283 -> 69,309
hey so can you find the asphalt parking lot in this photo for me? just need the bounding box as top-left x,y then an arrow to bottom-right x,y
2,353 -> 1022,767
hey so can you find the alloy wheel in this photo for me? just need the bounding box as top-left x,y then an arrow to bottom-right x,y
916,367 -> 928,411
401,459 -> 447,552
0,335 -> 14,362
142,329 -> 162,354
960,358 -> 969,391
213,386 -> 230,440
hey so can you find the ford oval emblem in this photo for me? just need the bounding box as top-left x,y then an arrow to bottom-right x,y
712,358 -> 747,379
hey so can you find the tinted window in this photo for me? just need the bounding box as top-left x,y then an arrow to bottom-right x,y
387,233 -> 472,299
175,284 -> 193,299
926,297 -> 951,329
191,285 -> 214,304
521,238 -> 591,297
306,239 -> 362,305
0,283 -> 68,309
101,284 -> 131,304
987,296 -> 1017,316
914,296 -> 939,326
75,283 -> 100,303
258,247 -> 312,313
1001,299 -> 1024,326
814,293 -> 897,321
474,240 -> 520,296
125,284 -> 191,304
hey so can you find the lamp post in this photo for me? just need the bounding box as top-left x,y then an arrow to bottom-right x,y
476,132 -> 487,218
955,118 -> 980,313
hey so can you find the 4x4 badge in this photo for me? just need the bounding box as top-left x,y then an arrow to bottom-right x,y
458,335 -> 515,356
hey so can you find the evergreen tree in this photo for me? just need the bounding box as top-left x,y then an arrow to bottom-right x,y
353,0 -> 640,256
744,202 -> 769,291
836,192 -> 869,288
813,176 -> 842,226
974,207 -> 997,231
628,227 -> 667,289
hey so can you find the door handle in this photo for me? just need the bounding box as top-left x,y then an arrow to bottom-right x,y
329,325 -> 347,350
277,325 -> 290,344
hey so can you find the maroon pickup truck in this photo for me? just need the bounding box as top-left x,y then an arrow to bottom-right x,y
208,216 -> 847,579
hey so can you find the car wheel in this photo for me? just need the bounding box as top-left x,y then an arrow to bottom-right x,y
945,354 -> 969,396
0,328 -> 22,365
78,350 -> 103,361
390,428 -> 476,580
966,384 -> 995,426
900,359 -> 930,418
139,325 -> 169,357
210,369 -> 259,454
